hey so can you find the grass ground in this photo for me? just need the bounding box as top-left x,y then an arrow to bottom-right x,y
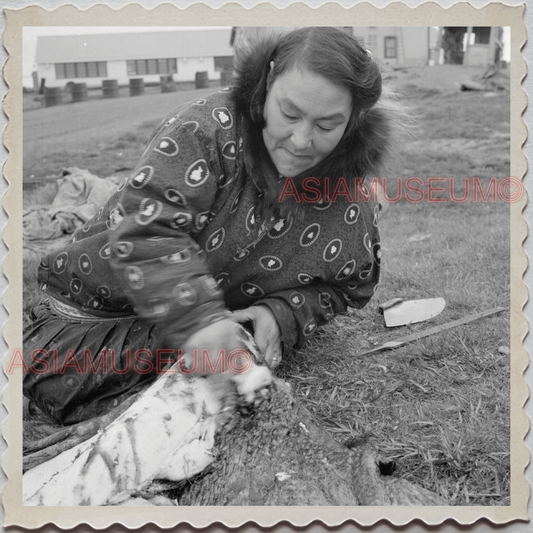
22,65 -> 511,505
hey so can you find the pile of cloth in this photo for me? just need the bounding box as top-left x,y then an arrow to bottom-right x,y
23,167 -> 121,242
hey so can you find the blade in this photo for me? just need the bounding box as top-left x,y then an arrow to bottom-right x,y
359,307 -> 507,356
383,297 -> 446,327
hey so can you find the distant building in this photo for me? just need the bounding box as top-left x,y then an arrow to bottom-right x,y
351,27 -> 441,68
232,27 -> 440,69
34,29 -> 234,89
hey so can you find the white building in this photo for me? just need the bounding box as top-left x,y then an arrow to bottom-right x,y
34,29 -> 234,89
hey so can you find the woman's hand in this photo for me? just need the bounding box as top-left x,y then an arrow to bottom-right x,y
182,318 -> 243,376
231,305 -> 282,369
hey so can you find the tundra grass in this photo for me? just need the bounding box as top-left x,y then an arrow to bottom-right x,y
22,69 -> 511,505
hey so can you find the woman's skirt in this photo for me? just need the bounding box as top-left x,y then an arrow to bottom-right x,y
23,297 -> 167,425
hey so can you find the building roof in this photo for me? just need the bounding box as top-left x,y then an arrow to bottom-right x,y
35,29 -> 234,63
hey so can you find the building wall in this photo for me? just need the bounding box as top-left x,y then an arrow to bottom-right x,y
37,56 -> 223,89
352,27 -> 431,67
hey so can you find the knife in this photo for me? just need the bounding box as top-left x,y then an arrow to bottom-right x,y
379,297 -> 446,327
359,307 -> 507,356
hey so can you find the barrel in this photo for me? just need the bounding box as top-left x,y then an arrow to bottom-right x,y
44,87 -> 62,107
72,83 -> 88,103
160,75 -> 176,93
129,78 -> 145,97
195,71 -> 209,89
102,79 -> 119,99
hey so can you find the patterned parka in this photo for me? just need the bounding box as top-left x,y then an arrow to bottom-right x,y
37,54 -> 390,356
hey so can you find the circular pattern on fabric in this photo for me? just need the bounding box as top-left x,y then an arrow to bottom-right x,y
165,188 -> 187,206
233,249 -> 249,261
97,206 -> 105,220
196,211 -> 210,230
108,203 -> 125,230
212,107 -> 234,130
78,253 -> 93,276
230,189 -> 243,213
193,99 -> 207,106
180,121 -> 200,133
205,227 -> 225,252
373,242 -> 381,265
245,207 -> 257,232
40,282 -> 49,291
297,273 -> 313,285
259,255 -> 283,272
344,203 -> 361,225
299,223 -> 320,247
130,166 -> 155,189
268,216 -> 293,239
53,252 -> 68,274
97,285 -> 112,298
373,204 -> 380,227
323,239 -> 343,262
313,198 -> 333,211
214,272 -> 229,287
336,259 -> 356,281
98,243 -> 111,261
359,266 -> 373,281
113,241 -> 134,258
70,277 -> 83,294
303,319 -> 316,336
289,291 -> 305,308
184,159 -> 210,188
173,283 -> 197,306
62,374 -> 81,391
87,296 -> 104,311
170,211 -> 193,229
363,233 -> 372,253
222,141 -> 237,160
135,198 -> 163,226
318,292 -> 332,309
146,298 -> 170,318
154,137 -> 179,157
201,275 -> 221,297
241,282 -> 265,298
124,266 -> 144,290
347,283 -> 359,291
161,249 -> 192,264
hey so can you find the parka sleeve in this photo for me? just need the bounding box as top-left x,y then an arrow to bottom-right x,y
109,120 -> 229,347
253,235 -> 380,354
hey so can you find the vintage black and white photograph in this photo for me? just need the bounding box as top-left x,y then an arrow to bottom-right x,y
2,1 -> 528,529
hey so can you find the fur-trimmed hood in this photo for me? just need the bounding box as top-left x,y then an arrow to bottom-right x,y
230,30 -> 395,218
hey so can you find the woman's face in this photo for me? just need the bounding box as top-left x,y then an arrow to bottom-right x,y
262,66 -> 352,178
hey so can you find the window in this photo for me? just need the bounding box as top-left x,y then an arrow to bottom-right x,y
55,61 -> 108,79
127,58 -> 177,76
474,27 -> 491,45
384,36 -> 398,59
214,56 -> 234,72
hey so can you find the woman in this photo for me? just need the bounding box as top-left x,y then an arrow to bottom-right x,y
24,27 -> 393,424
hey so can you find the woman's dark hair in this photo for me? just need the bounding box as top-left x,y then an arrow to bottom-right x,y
233,27 -> 408,220
237,27 -> 383,137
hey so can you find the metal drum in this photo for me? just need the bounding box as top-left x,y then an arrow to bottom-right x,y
102,79 -> 119,99
44,87 -> 62,107
195,71 -> 209,89
72,83 -> 88,103
129,78 -> 145,97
